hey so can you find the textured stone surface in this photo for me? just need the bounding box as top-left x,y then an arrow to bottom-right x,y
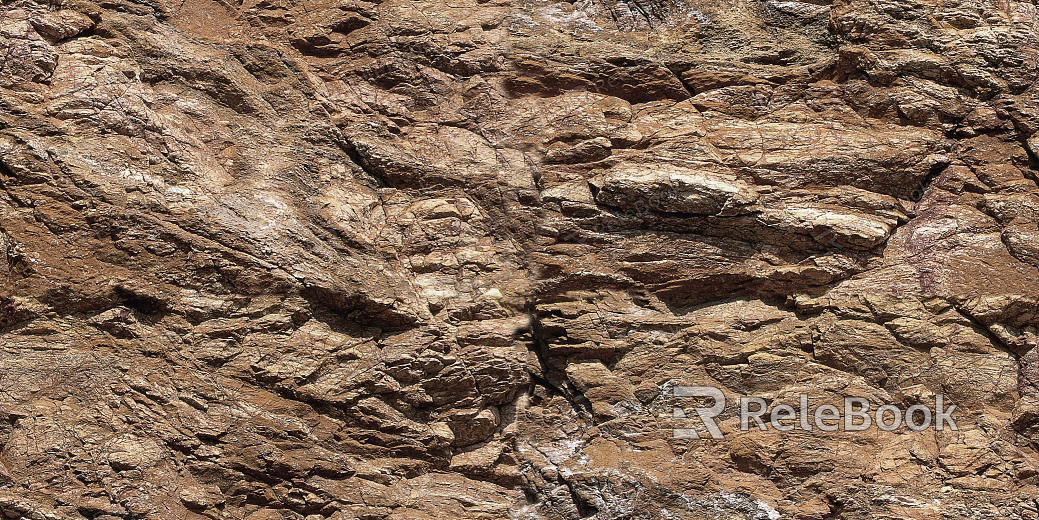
0,0 -> 1038,518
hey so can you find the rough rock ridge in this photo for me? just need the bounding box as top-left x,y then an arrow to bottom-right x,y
0,0 -> 1038,518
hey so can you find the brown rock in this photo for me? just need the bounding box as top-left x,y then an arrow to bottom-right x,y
0,0 -> 1037,518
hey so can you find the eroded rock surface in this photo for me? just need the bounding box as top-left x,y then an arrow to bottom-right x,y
0,0 -> 1038,518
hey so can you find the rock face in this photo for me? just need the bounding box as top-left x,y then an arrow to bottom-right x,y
1,0 -> 1038,518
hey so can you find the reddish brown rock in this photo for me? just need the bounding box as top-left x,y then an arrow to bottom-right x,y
0,0 -> 1038,519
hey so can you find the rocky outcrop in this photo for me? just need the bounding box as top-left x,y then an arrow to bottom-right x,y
0,0 -> 1038,518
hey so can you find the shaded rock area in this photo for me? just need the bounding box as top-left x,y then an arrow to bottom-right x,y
0,0 -> 1038,518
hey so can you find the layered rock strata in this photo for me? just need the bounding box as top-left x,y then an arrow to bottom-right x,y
1,0 -> 1038,518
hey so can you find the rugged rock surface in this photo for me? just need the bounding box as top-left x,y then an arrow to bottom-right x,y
0,0 -> 1038,518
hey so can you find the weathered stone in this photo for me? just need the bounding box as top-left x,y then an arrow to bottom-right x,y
0,0 -> 1037,518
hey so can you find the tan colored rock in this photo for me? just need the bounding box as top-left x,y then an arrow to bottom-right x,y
0,0 -> 1037,518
